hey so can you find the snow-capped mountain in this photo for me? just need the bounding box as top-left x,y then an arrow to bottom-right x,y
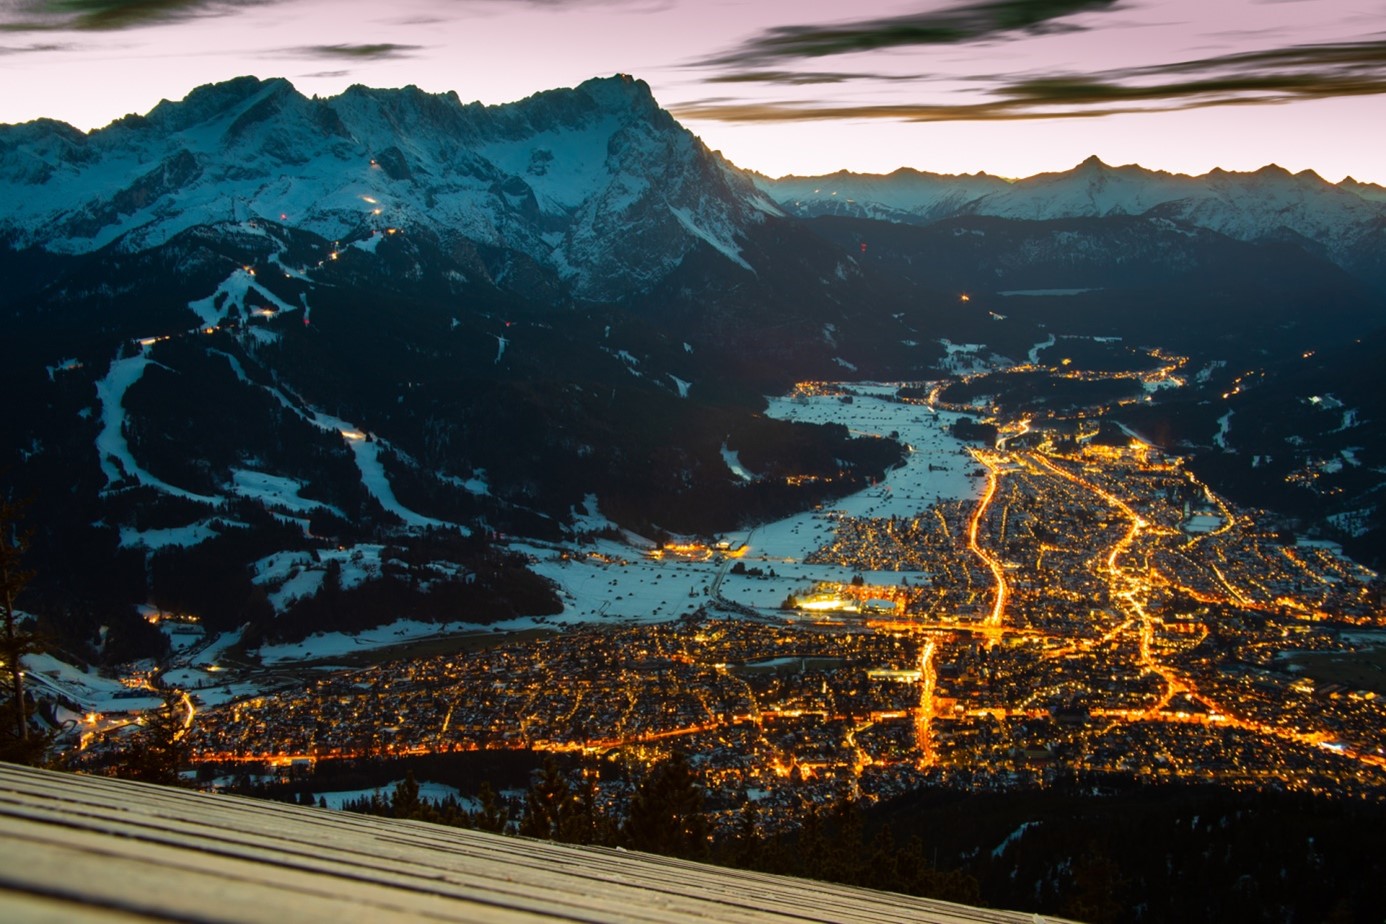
0,74 -> 780,301
760,157 -> 1386,291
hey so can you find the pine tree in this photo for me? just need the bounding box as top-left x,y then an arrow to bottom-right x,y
866,823 -> 902,892
391,771 -> 422,820
473,781 -> 509,833
725,798 -> 761,870
823,802 -> 866,886
1063,846 -> 1126,924
0,497 -> 44,764
623,752 -> 707,860
557,769 -> 608,846
519,757 -> 571,840
121,691 -> 190,785
796,808 -> 827,880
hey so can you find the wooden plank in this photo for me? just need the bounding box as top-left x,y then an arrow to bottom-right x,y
0,764 -> 1073,924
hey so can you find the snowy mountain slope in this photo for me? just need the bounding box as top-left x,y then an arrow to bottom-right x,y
1341,177 -> 1386,204
760,157 -> 1386,291
753,167 -> 1009,225
0,74 -> 781,301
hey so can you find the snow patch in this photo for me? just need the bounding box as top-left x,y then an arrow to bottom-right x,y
569,493 -> 616,534
721,444 -> 755,483
669,205 -> 752,271
94,347 -> 221,504
187,268 -> 299,329
119,522 -> 221,550
1026,334 -> 1056,366
228,468 -> 343,516
991,821 -> 1040,858
1213,410 -> 1233,450
998,288 -> 1096,296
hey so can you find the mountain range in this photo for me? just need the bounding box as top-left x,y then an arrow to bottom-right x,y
2,74 -> 1383,659
758,158 -> 1386,293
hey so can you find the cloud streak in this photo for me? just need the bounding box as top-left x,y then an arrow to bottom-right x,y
0,0 -> 656,33
0,39 -> 70,51
704,0 -> 1120,67
0,0 -> 275,31
277,42 -> 424,61
706,69 -> 925,86
679,38 -> 1386,123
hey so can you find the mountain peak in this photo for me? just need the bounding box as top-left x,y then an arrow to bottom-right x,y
0,72 -> 777,298
147,76 -> 294,130
577,73 -> 657,106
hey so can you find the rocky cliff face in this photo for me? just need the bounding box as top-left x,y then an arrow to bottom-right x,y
0,74 -> 781,302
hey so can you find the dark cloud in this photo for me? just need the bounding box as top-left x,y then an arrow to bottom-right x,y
1,0 -> 659,32
678,38 -> 1386,123
281,43 -> 424,60
0,40 -> 69,51
1,0 -> 270,31
705,0 -> 1121,67
706,69 -> 924,86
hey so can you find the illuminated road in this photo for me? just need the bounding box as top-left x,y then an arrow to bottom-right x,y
915,637 -> 938,767
966,450 -> 1009,642
178,690 -> 195,736
1024,450 -> 1386,772
1027,453 -> 1180,700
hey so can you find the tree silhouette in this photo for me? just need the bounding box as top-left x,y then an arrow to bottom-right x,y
391,770 -> 422,819
1063,845 -> 1126,924
473,781 -> 509,833
724,798 -> 762,869
518,757 -> 572,840
0,497 -> 46,765
120,691 -> 190,785
623,752 -> 707,860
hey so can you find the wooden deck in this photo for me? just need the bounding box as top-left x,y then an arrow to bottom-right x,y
0,763 -> 1072,922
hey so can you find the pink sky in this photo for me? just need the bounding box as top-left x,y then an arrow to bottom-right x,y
1,0 -> 1382,182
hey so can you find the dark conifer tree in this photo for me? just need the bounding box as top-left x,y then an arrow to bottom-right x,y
120,692 -> 190,785
391,771 -> 422,819
519,757 -> 571,840
866,823 -> 902,893
823,802 -> 866,886
1062,846 -> 1126,924
724,798 -> 762,870
473,781 -> 509,833
557,769 -> 610,846
623,752 -> 708,860
796,808 -> 827,881
0,497 -> 46,765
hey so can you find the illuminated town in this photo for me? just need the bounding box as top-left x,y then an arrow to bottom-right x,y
150,358 -> 1386,832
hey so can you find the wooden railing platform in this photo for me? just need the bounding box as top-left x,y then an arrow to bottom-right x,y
0,763 -> 1074,923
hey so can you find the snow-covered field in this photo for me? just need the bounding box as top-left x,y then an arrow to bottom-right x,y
762,383 -> 980,512
21,652 -> 155,714
48,382 -> 982,697
255,618 -> 520,665
241,382 -> 983,661
314,780 -> 470,811
522,542 -> 714,623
